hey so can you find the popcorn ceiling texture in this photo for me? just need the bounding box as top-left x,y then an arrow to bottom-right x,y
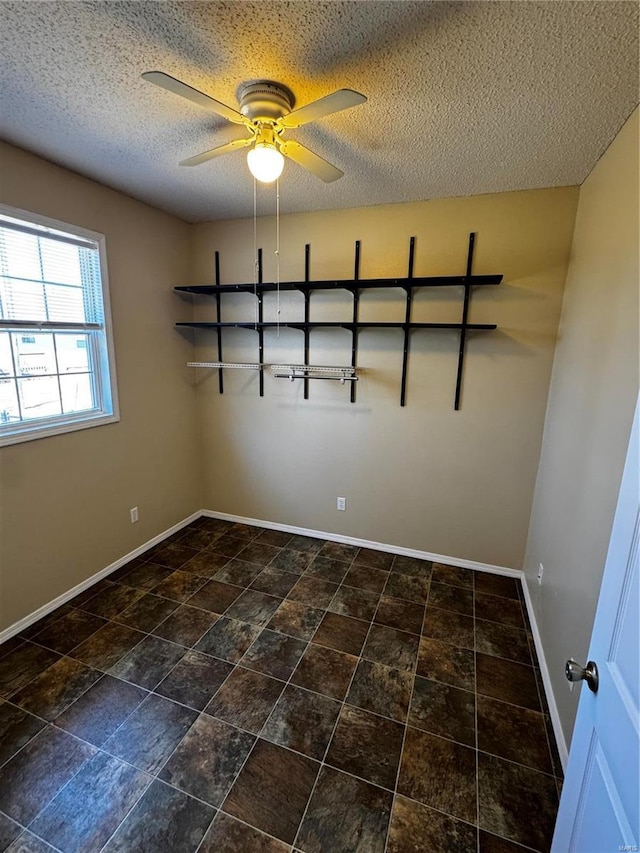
0,0 -> 637,222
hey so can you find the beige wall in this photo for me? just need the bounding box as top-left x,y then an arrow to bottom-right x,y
191,187 -> 579,568
524,108 -> 639,745
0,143 -> 200,630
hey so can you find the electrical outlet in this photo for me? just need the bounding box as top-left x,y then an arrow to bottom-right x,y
337,496 -> 346,511
130,506 -> 139,524
537,563 -> 544,585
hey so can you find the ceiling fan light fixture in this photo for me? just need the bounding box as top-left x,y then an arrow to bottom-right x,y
247,141 -> 284,183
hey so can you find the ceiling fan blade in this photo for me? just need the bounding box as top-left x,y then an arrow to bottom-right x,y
280,140 -> 344,182
279,89 -> 367,129
142,71 -> 247,125
180,136 -> 253,167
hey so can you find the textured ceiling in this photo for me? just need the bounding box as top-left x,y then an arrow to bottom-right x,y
0,1 -> 638,222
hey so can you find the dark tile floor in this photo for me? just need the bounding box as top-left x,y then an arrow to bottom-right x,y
0,518 -> 563,853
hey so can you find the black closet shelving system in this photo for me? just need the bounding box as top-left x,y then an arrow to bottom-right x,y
175,232 -> 503,409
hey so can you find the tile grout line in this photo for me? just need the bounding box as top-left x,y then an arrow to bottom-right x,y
474,572 -> 481,853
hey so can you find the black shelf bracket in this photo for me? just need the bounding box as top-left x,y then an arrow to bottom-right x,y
214,251 -> 223,394
400,236 -> 416,407
304,244 -> 310,400
257,248 -> 264,397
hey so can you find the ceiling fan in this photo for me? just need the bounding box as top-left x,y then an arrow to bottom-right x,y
142,72 -> 367,183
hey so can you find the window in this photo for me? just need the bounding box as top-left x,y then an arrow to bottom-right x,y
0,206 -> 118,445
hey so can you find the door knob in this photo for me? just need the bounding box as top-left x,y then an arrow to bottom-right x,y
565,659 -> 599,693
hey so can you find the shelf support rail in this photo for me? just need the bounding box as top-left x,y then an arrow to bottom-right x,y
271,364 -> 358,384
454,232 -> 475,411
400,236 -> 416,407
214,251 -> 224,394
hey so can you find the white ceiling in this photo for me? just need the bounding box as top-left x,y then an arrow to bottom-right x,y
0,1 -> 637,222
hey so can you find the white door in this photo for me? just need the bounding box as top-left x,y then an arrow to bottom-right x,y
552,399 -> 639,852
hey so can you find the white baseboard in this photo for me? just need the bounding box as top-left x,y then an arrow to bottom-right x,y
0,511 -> 201,644
200,509 -> 521,578
520,574 -> 569,770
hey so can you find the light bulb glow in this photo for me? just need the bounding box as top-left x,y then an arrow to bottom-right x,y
247,143 -> 284,183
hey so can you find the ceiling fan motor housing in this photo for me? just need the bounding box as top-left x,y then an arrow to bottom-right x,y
239,81 -> 294,123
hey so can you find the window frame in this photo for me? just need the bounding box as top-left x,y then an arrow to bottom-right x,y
0,204 -> 119,446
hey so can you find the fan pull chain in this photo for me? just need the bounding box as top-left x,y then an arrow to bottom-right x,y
275,177 -> 281,338
253,177 -> 258,328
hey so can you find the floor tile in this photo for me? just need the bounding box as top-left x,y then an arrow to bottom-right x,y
11,657 -> 101,721
428,581 -> 474,615
229,523 -> 262,541
354,548 -> 393,571
475,592 -> 526,629
296,765 -> 392,853
267,600 -> 325,641
200,811 -> 289,852
195,615 -> 261,663
109,635 -> 185,690
312,612 -> 369,656
149,543 -> 200,571
223,738 -> 319,844
409,676 -> 476,746
362,624 -> 419,672
155,651 -> 233,710
6,830 -> 58,852
384,572 -> 430,604
329,586 -> 379,621
103,693 -> 197,774
0,701 -> 46,766
205,666 -> 284,733
387,795 -> 476,853
69,622 -> 145,671
237,541 -> 283,566
347,659 -> 412,722
326,705 -> 404,789
72,582 -> 113,608
225,589 -> 283,627
116,561 -> 172,591
287,577 -> 339,608
251,567 -> 299,598
19,604 -> 74,637
475,620 -> 532,665
160,714 -> 255,806
152,605 -> 218,647
186,579 -> 243,613
0,726 -> 95,824
177,527 -> 222,551
255,529 -> 293,548
416,637 -> 475,691
197,517 -> 233,534
30,751 -> 149,853
398,727 -> 477,823
343,563 -> 389,593
55,674 -> 146,746
319,541 -> 358,562
305,555 -> 350,584
262,684 -> 340,760
214,559 -> 266,587
422,606 -> 474,649
0,813 -> 21,850
269,548 -> 314,575
103,779 -> 214,852
391,555 -> 432,579
80,583 -> 145,619
476,654 -> 541,712
211,535 -> 253,560
287,535 -> 325,554
150,571 -> 207,604
241,630 -> 307,680
114,592 -> 179,632
478,752 -> 557,850
477,695 -> 553,773
290,644 -> 358,701
29,610 -> 106,654
181,550 -> 232,578
431,562 -> 474,588
0,636 -> 24,659
475,573 -> 520,600
374,596 -> 424,635
0,643 -> 61,698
